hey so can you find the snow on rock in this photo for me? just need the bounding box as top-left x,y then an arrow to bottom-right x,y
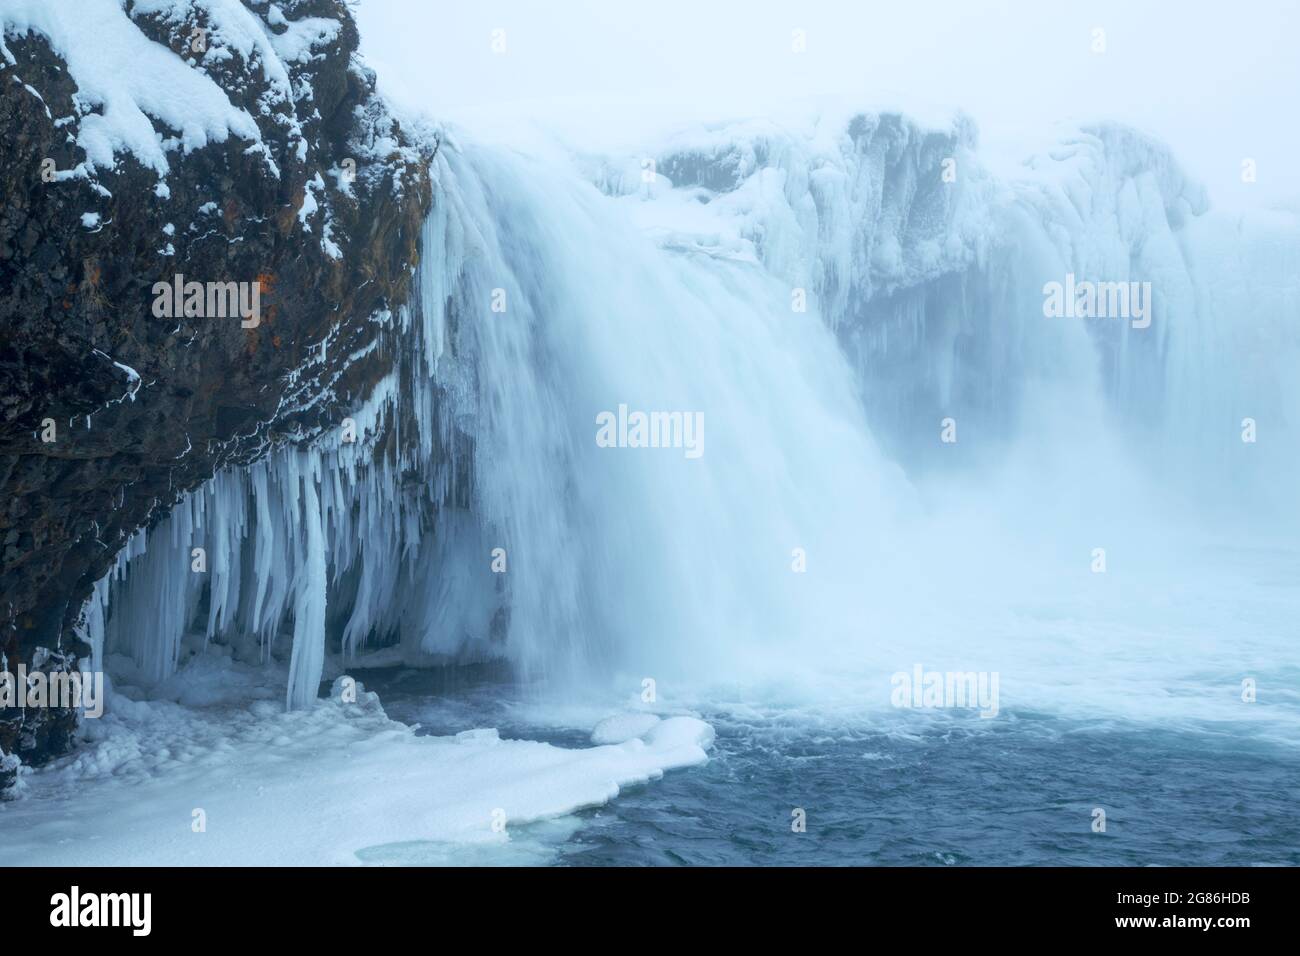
91,349 -> 143,404
0,0 -> 351,185
298,170 -> 323,227
262,4 -> 339,64
0,660 -> 714,865
0,0 -> 261,176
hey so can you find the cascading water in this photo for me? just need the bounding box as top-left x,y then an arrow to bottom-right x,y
87,110 -> 1299,730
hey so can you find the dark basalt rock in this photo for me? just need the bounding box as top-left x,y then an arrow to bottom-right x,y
0,0 -> 432,791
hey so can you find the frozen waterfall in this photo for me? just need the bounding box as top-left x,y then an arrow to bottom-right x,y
83,109 -> 1300,709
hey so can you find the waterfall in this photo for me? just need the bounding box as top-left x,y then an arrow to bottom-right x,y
86,111 -> 1300,707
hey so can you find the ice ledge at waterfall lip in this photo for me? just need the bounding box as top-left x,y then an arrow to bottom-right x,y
689,115 -> 1204,214
478,98 -> 1215,308
0,664 -> 715,866
458,94 -> 1210,212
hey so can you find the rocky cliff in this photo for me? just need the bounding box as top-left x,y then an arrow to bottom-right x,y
0,0 -> 432,790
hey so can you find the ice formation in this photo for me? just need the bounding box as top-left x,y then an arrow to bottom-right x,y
81,107 -> 1299,713
0,671 -> 715,864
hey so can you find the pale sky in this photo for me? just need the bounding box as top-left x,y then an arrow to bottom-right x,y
354,0 -> 1300,207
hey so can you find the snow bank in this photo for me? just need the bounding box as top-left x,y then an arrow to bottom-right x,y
588,713 -> 718,749
0,0 -> 346,179
0,665 -> 713,866
590,712 -> 663,744
0,0 -> 260,176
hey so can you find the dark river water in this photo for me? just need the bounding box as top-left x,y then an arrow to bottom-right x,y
363,667 -> 1300,866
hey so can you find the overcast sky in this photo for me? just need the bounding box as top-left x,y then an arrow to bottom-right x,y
354,0 -> 1300,207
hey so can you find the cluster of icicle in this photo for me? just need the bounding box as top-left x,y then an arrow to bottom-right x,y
78,113 -> 1300,710
81,157 -> 493,710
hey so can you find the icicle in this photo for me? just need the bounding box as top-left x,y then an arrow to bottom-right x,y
82,113 -> 1299,702
286,456 -> 327,710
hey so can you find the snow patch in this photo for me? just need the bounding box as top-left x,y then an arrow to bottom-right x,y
0,0 -> 262,176
590,712 -> 662,744
0,660 -> 713,865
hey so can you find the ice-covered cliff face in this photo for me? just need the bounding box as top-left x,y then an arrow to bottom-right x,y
86,107 -> 1300,713
593,113 -> 1296,503
0,0 -> 431,782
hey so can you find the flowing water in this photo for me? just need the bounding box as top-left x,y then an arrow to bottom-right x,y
85,113 -> 1300,865
368,644 -> 1300,867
